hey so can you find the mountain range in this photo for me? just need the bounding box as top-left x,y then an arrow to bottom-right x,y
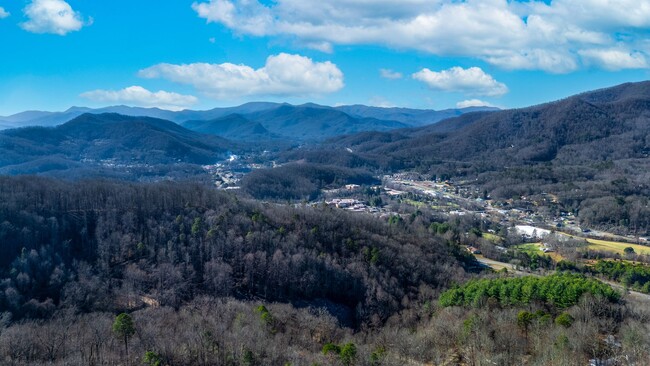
3,80 -> 650,190
0,103 -> 495,142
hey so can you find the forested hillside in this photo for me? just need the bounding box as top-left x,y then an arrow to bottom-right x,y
0,177 -> 469,324
283,81 -> 650,234
0,177 -> 648,365
0,113 -> 234,178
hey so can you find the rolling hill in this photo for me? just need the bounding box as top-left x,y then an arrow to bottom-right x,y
0,113 -> 233,177
222,104 -> 409,141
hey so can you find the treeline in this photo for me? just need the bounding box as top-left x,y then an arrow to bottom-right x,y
556,260 -> 650,293
497,248 -> 650,295
0,176 -> 466,326
439,273 -> 621,308
591,260 -> 650,292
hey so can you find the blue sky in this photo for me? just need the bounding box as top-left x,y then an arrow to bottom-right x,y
1,0 -> 650,115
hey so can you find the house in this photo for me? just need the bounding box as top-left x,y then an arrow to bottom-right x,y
467,246 -> 482,255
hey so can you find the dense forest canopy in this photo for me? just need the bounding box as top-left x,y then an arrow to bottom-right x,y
439,273 -> 621,308
0,176 -> 647,365
0,176 -> 469,325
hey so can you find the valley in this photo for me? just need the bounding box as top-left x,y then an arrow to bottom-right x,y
1,81 -> 650,365
6,2 -> 650,364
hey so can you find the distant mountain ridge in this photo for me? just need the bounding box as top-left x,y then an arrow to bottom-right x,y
0,103 -> 496,142
309,80 -> 650,173
334,104 -> 497,126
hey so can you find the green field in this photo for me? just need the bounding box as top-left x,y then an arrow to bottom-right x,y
514,243 -> 564,261
403,199 -> 426,208
585,238 -> 650,255
516,243 -> 542,255
483,233 -> 502,243
556,232 -> 650,255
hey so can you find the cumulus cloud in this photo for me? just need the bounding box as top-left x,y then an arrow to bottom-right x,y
139,53 -> 344,98
0,7 -> 9,19
191,0 -> 272,36
413,67 -> 508,97
80,86 -> 198,111
191,0 -> 650,72
21,0 -> 88,35
456,99 -> 495,108
380,69 -> 403,80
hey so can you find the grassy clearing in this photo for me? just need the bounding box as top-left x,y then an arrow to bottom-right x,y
515,243 -> 543,255
403,199 -> 426,208
546,252 -> 564,262
483,233 -> 502,243
557,232 -> 650,256
515,243 -> 564,262
585,238 -> 650,255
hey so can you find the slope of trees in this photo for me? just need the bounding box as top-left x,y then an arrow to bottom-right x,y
0,176 -> 648,365
0,176 -> 466,326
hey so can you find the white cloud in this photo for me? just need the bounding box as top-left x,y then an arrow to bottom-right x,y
456,99 -> 494,108
192,0 -> 650,72
380,69 -> 403,80
0,7 -> 9,19
80,86 -> 198,111
139,53 -> 344,99
303,41 -> 333,53
191,0 -> 272,36
524,0 -> 650,29
579,49 -> 648,70
21,0 -> 88,35
413,67 -> 508,97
